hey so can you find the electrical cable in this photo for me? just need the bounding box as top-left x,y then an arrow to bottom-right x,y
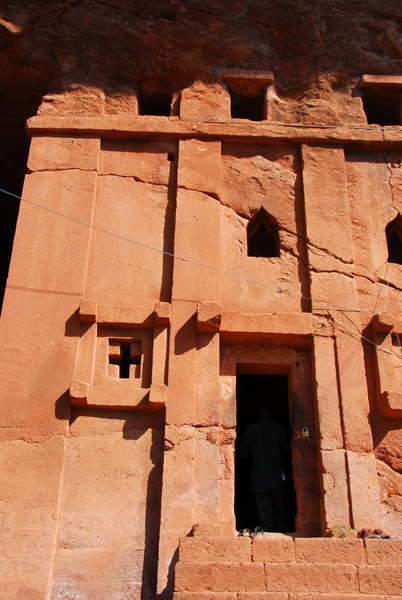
0,186 -> 396,317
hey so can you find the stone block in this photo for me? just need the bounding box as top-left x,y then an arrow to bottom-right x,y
197,302 -> 222,332
155,301 -> 171,324
220,70 -> 274,96
265,563 -> 357,593
104,87 -> 138,114
365,538 -> 402,565
358,565 -> 402,595
334,325 -> 374,453
175,563 -> 266,592
69,379 -> 90,405
180,81 -> 227,121
346,451 -> 382,530
174,594 -> 237,600
165,302 -> 197,425
27,135 -> 100,172
378,391 -> 402,418
149,383 -> 167,408
178,139 -> 221,199
56,426 -> 163,551
179,537 -> 251,563
13,170 -> 96,295
220,312 -> 313,338
372,312 -> 394,332
313,335 -> 343,451
319,450 -> 350,529
302,145 -> 354,265
84,174 -> 170,306
99,139 -> 176,184
252,536 -> 295,563
294,538 -> 365,564
172,190 -> 221,302
193,431 -> 219,523
291,595 -> 384,600
0,437 -> 66,597
195,332 -> 220,426
359,74 -> 402,87
79,298 -> 97,322
240,594 -> 289,600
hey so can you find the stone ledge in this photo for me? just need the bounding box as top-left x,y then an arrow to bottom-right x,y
26,116 -> 394,147
78,299 -> 170,326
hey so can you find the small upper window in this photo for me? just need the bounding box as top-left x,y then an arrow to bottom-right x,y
359,75 -> 402,126
229,90 -> 264,121
220,70 -> 273,122
247,208 -> 279,258
138,90 -> 172,116
386,215 -> 402,265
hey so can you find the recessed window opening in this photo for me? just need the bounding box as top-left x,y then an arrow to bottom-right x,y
109,339 -> 141,379
167,153 -> 175,162
247,208 -> 279,258
139,91 -> 172,116
235,373 -> 296,533
386,216 -> 402,265
229,89 -> 264,121
362,88 -> 401,126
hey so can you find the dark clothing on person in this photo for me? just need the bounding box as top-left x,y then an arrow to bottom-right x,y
255,488 -> 288,532
240,416 -> 291,492
240,414 -> 291,532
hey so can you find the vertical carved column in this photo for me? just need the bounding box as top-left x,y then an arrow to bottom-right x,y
157,138 -> 222,596
0,133 -> 100,598
302,145 -> 383,531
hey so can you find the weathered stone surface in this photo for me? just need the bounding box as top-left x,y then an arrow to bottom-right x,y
294,538 -> 365,565
252,536 -> 295,563
365,538 -> 402,565
265,563 -> 357,593
358,565 -> 402,595
175,563 -> 266,593
1,5 -> 402,600
27,135 -> 100,172
179,537 -> 251,564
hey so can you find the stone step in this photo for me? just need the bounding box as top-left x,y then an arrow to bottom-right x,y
173,537 -> 402,598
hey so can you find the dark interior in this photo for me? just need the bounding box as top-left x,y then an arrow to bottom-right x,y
229,90 -> 264,121
235,373 -> 296,532
139,91 -> 172,116
362,88 -> 401,126
248,223 -> 278,258
387,222 -> 402,265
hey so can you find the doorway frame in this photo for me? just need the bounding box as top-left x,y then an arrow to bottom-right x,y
220,340 -> 322,536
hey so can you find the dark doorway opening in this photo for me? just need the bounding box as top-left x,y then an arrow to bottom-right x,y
235,373 -> 296,532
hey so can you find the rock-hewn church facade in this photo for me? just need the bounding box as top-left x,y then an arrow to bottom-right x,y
0,2 -> 401,598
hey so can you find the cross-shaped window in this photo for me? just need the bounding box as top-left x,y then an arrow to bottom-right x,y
108,339 -> 141,379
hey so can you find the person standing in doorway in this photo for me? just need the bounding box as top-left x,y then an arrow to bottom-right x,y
240,406 -> 292,532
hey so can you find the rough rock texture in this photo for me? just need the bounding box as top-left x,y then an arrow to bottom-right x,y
0,2 -> 402,600
1,0 -> 402,305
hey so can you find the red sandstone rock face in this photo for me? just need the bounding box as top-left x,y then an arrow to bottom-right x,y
0,3 -> 402,600
0,0 -> 401,303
